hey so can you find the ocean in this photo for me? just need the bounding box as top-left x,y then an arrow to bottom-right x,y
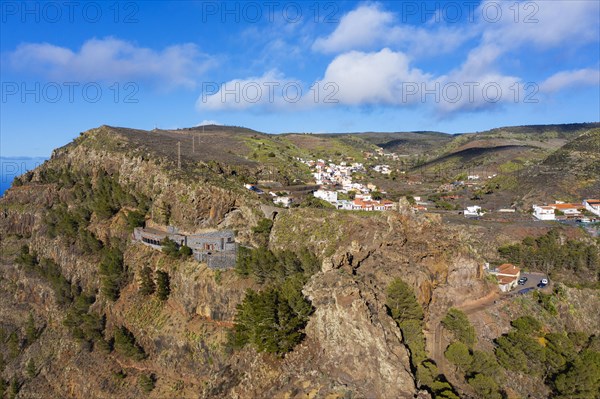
0,157 -> 48,197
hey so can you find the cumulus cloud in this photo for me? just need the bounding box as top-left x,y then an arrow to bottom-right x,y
9,37 -> 214,89
540,69 -> 600,93
196,70 -> 308,111
312,3 -> 472,57
317,48 -> 430,105
194,2 -> 599,116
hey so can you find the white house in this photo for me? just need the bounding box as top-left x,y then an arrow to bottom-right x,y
313,189 -> 338,204
533,205 -> 556,220
464,205 -> 483,217
490,263 -> 521,292
584,199 -> 600,217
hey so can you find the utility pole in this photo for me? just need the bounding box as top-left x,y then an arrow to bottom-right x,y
177,141 -> 181,169
192,135 -> 195,153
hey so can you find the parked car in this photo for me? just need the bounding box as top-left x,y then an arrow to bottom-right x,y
517,276 -> 528,285
537,278 -> 549,288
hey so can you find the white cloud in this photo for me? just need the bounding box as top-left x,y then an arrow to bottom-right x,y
312,3 -> 473,57
317,48 -> 430,105
197,70 -> 307,111
312,4 -> 396,53
9,37 -> 214,89
541,69 -> 600,93
196,120 -> 221,126
478,0 -> 600,50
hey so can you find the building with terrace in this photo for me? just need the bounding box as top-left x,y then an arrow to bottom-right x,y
133,226 -> 237,269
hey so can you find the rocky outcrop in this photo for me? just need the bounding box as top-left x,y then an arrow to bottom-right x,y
302,270 -> 417,398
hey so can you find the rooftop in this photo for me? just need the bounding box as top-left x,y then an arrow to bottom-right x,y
496,263 -> 520,276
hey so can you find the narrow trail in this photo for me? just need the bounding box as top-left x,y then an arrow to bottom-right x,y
426,288 -> 500,380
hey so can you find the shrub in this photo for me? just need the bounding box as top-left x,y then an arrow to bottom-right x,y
138,373 -> 156,393
179,245 -> 193,257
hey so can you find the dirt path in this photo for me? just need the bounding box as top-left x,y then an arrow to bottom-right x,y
426,288 -> 500,380
457,289 -> 500,315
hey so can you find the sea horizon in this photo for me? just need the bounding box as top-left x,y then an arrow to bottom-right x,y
0,156 -> 48,197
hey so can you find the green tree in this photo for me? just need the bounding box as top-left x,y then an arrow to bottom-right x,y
553,349 -> 600,399
114,326 -> 146,361
161,238 -> 180,258
155,270 -> 170,301
445,341 -> 472,370
469,350 -> 500,377
139,267 -> 155,295
467,373 -> 502,399
7,332 -> 20,359
232,286 -> 311,355
126,210 -> 146,230
25,313 -> 38,345
99,247 -> 126,301
442,308 -> 476,347
0,379 -> 7,398
252,218 -> 273,246
511,315 -> 542,335
385,278 -> 424,324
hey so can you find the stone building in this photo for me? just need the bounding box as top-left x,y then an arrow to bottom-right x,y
133,226 -> 237,269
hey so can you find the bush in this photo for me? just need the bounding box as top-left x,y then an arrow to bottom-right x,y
138,373 -> 156,393
252,218 -> 273,246
179,245 -> 193,257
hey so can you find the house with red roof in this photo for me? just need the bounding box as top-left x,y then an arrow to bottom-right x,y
490,263 -> 521,292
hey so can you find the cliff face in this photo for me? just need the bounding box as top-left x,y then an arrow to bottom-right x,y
0,126 -> 488,398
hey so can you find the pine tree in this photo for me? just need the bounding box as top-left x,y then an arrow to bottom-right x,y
26,358 -> 36,378
139,267 -> 155,295
25,313 -> 38,345
155,270 -> 170,301
386,278 -> 424,324
9,378 -> 19,399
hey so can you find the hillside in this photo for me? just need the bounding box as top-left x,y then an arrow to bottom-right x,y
0,123 -> 599,399
518,128 -> 600,201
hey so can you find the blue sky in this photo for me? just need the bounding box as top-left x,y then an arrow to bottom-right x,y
1,0 -> 599,157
